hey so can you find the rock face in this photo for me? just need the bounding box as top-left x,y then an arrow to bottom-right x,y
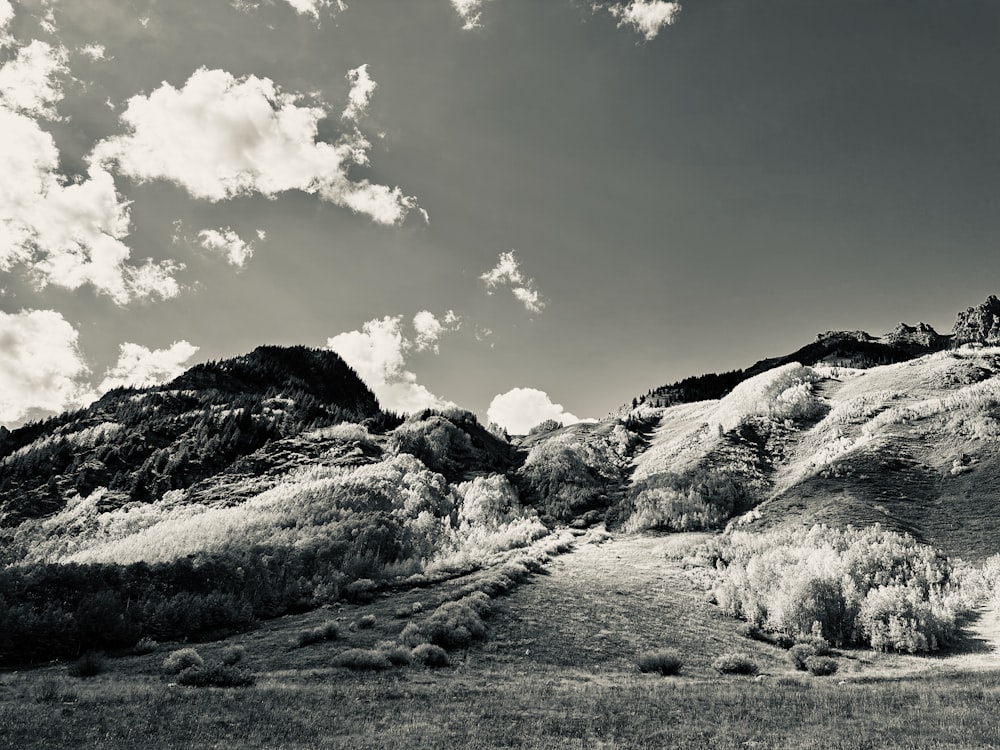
880,322 -> 948,352
953,295 -> 1000,345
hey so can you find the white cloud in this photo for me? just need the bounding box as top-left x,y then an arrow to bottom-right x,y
486,387 -> 594,435
480,250 -> 546,313
451,0 -> 488,30
282,0 -> 336,19
327,314 -> 455,413
92,67 -> 420,226
606,0 -> 681,41
0,309 -> 90,425
342,64 -> 376,121
99,340 -> 199,392
0,107 -> 182,303
197,227 -> 257,268
413,309 -> 460,353
0,40 -> 68,120
0,1 -> 14,47
79,43 -> 106,61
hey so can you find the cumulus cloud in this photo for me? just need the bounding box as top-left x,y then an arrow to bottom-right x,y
282,0 -> 346,19
605,0 -> 681,41
0,106 -> 181,303
480,250 -> 545,314
0,309 -> 90,425
197,227 -> 257,268
98,340 -> 199,392
79,43 -> 106,61
91,67 -> 419,225
486,387 -> 595,435
0,1 -> 13,43
413,309 -> 460,353
451,0 -> 489,29
342,64 -> 376,121
0,40 -> 68,119
327,314 -> 456,413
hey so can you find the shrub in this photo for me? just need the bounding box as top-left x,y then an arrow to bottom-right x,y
295,621 -> 340,648
637,649 -> 683,676
712,653 -> 758,675
220,645 -> 246,666
403,593 -> 491,650
381,645 -> 413,666
789,644 -> 817,671
162,648 -> 203,675
177,664 -> 255,687
356,614 -> 377,630
132,637 -> 158,655
35,679 -> 76,704
412,643 -> 450,668
804,656 -> 838,676
69,651 -> 106,678
333,648 -> 392,671
794,636 -> 831,656
343,579 -> 379,604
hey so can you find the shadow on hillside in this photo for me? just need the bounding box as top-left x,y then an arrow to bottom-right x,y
933,610 -> 996,658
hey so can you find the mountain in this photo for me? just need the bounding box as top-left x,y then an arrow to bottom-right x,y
953,294 -> 1000,345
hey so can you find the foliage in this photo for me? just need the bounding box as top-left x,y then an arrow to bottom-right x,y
162,648 -> 204,675
69,651 -> 106,678
132,637 -> 158,655
637,649 -> 682,675
295,622 -> 340,648
356,614 -> 376,630
402,592 -> 491,650
705,525 -> 972,652
411,643 -> 449,668
220,645 -> 246,666
804,656 -> 838,676
712,653 -> 758,675
333,648 -> 393,671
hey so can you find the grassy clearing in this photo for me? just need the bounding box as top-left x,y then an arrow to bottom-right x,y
1,532 -> 999,748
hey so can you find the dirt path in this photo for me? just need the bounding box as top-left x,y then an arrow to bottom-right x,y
476,532 -> 790,679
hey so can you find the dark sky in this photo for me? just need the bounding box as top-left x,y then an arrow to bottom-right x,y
2,0 -> 999,429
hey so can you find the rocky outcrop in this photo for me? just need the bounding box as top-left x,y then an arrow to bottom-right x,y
953,295 -> 1000,345
880,322 -> 948,352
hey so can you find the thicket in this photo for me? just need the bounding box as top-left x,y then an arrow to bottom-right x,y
703,525 -> 976,652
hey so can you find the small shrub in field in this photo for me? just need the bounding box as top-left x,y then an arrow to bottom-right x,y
356,614 -> 377,630
737,623 -> 794,649
36,679 -> 75,704
400,622 -> 427,646
765,632 -> 796,649
69,651 -> 106,678
805,656 -> 838,676
220,645 -> 246,666
177,664 -> 255,687
295,621 -> 341,648
789,644 -> 817,671
162,648 -> 204,675
133,637 -> 158,655
637,649 -> 683,676
381,645 -> 412,666
736,623 -> 761,639
344,578 -> 378,603
713,653 -> 758,675
404,592 -> 491,650
412,643 -> 450,668
333,648 -> 392,671
795,636 -> 831,656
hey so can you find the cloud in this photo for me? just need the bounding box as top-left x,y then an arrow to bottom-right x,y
0,40 -> 68,119
98,340 -> 199,392
0,107 -> 182,303
0,309 -> 90,425
79,43 -> 106,61
92,67 -> 419,225
282,0 -> 345,19
486,387 -> 594,435
451,0 -> 488,30
413,309 -> 460,353
480,250 -> 545,314
342,64 -> 376,122
327,314 -> 455,413
197,227 -> 257,268
605,0 -> 681,41
0,1 -> 13,44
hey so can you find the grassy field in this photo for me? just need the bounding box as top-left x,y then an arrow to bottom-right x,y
3,531 -> 1000,749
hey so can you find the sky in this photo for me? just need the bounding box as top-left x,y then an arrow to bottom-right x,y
2,0 -> 1000,433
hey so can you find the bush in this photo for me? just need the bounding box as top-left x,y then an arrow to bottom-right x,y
381,645 -> 412,666
344,579 -> 379,604
132,637 -> 158,655
333,648 -> 392,671
789,644 -> 817,671
356,614 -> 377,630
69,651 -> 106,678
794,636 -> 831,656
177,664 -> 255,687
737,624 -> 794,649
35,679 -> 76,704
162,648 -> 203,675
412,643 -> 450,668
712,653 -> 758,675
220,645 -> 246,666
403,593 -> 491,650
804,656 -> 839,676
637,649 -> 683,676
295,621 -> 340,648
